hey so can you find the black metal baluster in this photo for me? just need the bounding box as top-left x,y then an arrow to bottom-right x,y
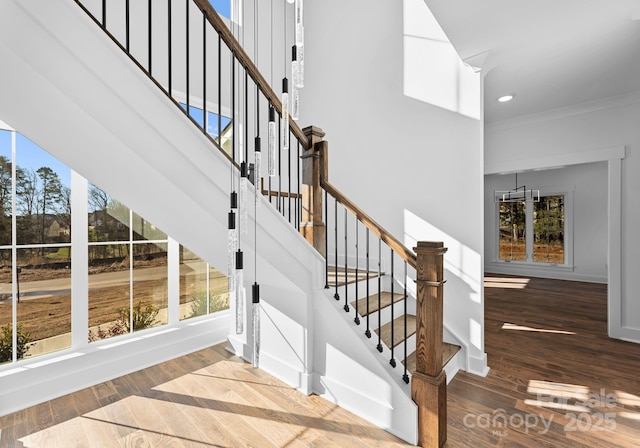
288,130 -> 292,224
268,109 -> 273,204
231,51 -> 235,164
244,70 -> 248,162
202,10 -> 206,134
217,34 -> 221,146
148,0 -> 152,75
377,239 -> 383,352
403,260 -> 409,383
324,189 -> 329,289
101,0 -> 106,28
365,228 -> 371,338
344,207 -> 349,313
354,220 -> 360,325
278,115 -> 282,213
167,0 -> 171,95
297,140 -> 301,230
334,198 -> 339,301
126,0 -> 130,52
186,0 -> 190,115
390,249 -> 396,367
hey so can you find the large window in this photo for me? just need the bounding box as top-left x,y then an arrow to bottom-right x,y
179,246 -> 229,321
88,185 -> 169,342
498,193 -> 568,266
0,130 -> 72,363
0,126 -> 228,364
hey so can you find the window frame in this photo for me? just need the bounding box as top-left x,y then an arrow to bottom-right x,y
495,186 -> 574,270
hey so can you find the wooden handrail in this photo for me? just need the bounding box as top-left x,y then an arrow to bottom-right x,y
191,0 -> 311,150
321,180 -> 417,270
260,178 -> 302,199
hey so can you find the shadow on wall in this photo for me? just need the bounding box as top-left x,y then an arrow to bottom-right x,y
403,209 -> 484,367
403,0 -> 481,120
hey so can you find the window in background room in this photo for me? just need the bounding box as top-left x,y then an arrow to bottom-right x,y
498,200 -> 526,261
533,195 -> 565,264
497,193 -> 568,266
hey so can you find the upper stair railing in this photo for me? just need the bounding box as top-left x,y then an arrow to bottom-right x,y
75,0 -> 310,231
73,2 -> 448,446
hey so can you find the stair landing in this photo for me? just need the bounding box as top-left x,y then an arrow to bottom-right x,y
403,343 -> 461,374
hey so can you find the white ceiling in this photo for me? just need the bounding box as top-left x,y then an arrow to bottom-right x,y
424,0 -> 640,123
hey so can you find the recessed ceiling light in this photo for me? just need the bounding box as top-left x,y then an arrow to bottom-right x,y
498,94 -> 515,103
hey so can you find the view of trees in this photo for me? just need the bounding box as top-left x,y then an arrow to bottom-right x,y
498,195 -> 565,264
498,200 -> 526,261
0,155 -> 71,266
533,195 -> 565,263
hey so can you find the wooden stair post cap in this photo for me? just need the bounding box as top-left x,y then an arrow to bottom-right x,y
414,241 -> 448,254
302,126 -> 325,140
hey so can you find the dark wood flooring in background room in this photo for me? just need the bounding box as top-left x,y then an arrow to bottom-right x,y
1,275 -> 639,446
448,274 -> 640,447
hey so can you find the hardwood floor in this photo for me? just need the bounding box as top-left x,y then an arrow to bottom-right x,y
1,274 -> 639,447
447,274 -> 640,447
0,344 -> 413,447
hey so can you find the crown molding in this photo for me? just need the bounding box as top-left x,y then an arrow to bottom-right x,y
486,90 -> 640,133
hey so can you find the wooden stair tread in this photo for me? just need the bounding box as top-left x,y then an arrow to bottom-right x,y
403,342 -> 461,374
327,266 -> 380,287
375,315 -> 416,348
350,291 -> 405,316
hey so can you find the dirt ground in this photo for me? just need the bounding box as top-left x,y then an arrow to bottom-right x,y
0,260 -> 228,345
499,240 -> 564,263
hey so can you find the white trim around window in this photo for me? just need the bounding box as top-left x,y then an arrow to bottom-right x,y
491,185 -> 575,274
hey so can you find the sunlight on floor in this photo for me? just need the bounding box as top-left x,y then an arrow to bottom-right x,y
615,391 -> 640,422
502,322 -> 576,335
525,380 -> 590,412
485,277 -> 530,289
19,357 -> 412,447
524,380 -> 640,426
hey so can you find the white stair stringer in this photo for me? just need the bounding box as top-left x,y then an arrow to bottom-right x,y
312,288 -> 418,445
0,2 -> 422,444
0,0 -> 317,420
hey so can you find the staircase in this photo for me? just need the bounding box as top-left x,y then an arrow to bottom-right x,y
0,1 -> 464,446
328,266 -> 461,383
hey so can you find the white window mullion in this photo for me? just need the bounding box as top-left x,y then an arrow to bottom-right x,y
167,237 -> 180,324
525,199 -> 534,262
11,130 -> 17,363
71,172 -> 89,349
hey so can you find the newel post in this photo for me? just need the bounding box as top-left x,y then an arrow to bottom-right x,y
301,126 -> 327,256
412,241 -> 448,448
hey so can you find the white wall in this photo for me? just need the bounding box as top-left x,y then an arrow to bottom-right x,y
485,95 -> 640,343
301,0 -> 488,375
485,163 -> 608,283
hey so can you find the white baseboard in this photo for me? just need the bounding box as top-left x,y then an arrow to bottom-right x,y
312,372 -> 418,445
467,352 -> 490,377
485,264 -> 607,284
259,350 -> 312,395
0,313 -> 230,417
